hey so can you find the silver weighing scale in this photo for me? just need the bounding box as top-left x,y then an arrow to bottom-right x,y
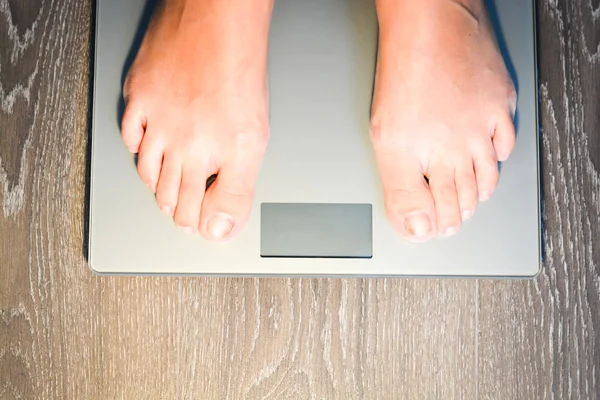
89,0 -> 541,277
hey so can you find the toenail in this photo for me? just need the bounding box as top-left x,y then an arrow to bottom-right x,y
146,182 -> 156,192
127,146 -> 137,153
178,226 -> 196,235
462,210 -> 472,221
207,213 -> 234,240
404,213 -> 431,238
161,205 -> 173,216
479,190 -> 492,202
444,227 -> 459,236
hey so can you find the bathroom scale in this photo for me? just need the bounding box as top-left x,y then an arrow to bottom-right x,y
89,0 -> 541,277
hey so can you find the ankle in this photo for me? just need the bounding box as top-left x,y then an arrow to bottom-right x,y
376,0 -> 483,35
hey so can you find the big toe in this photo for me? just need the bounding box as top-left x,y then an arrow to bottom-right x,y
199,172 -> 256,242
136,131 -> 164,193
378,155 -> 437,242
121,99 -> 146,154
199,144 -> 266,241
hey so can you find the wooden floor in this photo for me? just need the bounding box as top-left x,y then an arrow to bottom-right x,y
1,0 -> 598,399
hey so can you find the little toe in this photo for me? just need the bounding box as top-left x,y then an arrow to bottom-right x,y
155,154 -> 182,217
121,100 -> 146,153
377,155 -> 437,242
473,147 -> 499,202
492,113 -> 517,162
173,162 -> 208,235
428,163 -> 462,237
454,161 -> 478,221
136,133 -> 164,193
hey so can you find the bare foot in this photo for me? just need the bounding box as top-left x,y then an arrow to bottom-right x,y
371,0 -> 517,242
122,0 -> 273,241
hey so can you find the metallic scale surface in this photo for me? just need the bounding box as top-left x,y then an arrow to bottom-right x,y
90,0 -> 540,276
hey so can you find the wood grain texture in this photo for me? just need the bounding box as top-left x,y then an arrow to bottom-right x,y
478,0 -> 600,399
0,0 -> 597,400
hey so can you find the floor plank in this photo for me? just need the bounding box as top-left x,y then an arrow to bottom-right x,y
478,1 -> 600,399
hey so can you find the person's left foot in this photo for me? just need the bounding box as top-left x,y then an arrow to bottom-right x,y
371,0 -> 517,242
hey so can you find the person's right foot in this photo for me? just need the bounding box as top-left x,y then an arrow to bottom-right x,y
121,0 -> 273,241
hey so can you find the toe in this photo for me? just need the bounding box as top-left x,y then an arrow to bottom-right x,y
137,133 -> 164,193
377,154 -> 437,242
155,153 -> 182,217
198,171 -> 253,242
492,113 -> 516,162
454,161 -> 478,221
428,162 -> 462,236
173,161 -> 209,234
473,146 -> 499,202
121,100 -> 146,153
199,141 -> 266,241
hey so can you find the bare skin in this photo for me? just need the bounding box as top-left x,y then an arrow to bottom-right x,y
122,0 -> 516,243
371,0 -> 517,241
122,0 -> 273,240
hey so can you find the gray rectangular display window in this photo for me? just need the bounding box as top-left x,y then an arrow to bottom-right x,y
260,203 -> 373,258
